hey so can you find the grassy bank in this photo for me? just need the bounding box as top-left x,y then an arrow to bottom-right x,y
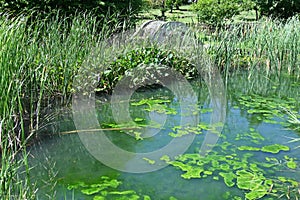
0,13 -> 108,199
0,12 -> 299,199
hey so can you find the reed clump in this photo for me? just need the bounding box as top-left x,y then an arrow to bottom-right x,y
0,12 -> 111,198
196,17 -> 299,99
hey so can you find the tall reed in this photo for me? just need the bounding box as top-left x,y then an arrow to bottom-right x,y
203,17 -> 300,96
0,12 -> 113,199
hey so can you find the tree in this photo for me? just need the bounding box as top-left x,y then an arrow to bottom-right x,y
193,0 -> 241,26
166,0 -> 183,12
0,0 -> 145,26
255,0 -> 300,19
147,0 -> 183,18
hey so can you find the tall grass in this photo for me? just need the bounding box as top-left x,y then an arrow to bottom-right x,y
0,12 -> 113,199
203,17 -> 300,96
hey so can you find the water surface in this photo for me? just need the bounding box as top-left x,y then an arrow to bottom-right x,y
27,77 -> 300,199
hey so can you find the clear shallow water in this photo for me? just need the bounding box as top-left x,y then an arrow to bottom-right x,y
27,80 -> 300,200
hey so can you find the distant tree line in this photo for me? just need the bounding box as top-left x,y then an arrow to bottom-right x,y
1,0 -> 298,27
256,0 -> 300,19
193,0 -> 300,26
0,0 -> 144,27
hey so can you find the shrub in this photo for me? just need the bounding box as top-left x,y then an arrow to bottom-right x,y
96,46 -> 197,93
193,0 -> 241,26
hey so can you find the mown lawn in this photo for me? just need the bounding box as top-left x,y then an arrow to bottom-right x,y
137,4 -> 257,26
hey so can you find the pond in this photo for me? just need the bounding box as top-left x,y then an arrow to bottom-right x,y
26,74 -> 300,200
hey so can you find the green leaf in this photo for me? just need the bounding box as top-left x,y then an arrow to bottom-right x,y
261,144 -> 290,154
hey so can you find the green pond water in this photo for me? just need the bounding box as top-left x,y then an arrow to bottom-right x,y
26,76 -> 300,200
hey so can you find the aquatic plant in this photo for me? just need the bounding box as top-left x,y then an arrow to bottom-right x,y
205,17 -> 300,81
261,144 -> 290,154
236,170 -> 272,200
131,98 -> 177,115
67,176 -> 151,200
284,156 -> 297,170
161,139 -> 299,199
236,94 -> 297,126
235,128 -> 265,144
238,144 -> 290,154
284,108 -> 300,132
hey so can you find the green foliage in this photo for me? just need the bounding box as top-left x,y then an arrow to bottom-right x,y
205,18 -> 300,96
162,140 -> 299,199
238,144 -> 290,154
255,0 -> 300,19
0,0 -> 144,27
165,0 -> 183,11
236,170 -> 271,200
131,98 -> 177,115
96,46 -> 197,93
146,0 -> 182,9
193,0 -> 241,26
146,0 -> 164,9
285,156 -> 297,169
67,176 -> 150,199
0,13 -> 106,198
261,144 -> 290,154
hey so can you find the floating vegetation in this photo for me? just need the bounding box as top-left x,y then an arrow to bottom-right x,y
161,140 -> 299,199
236,94 -> 297,126
143,157 -> 156,165
67,176 -> 151,200
236,170 -> 272,200
235,128 -> 265,144
237,146 -> 261,151
219,172 -> 236,187
60,90 -> 300,199
97,96 -> 213,140
238,144 -> 290,154
131,98 -> 177,115
261,144 -> 290,154
284,156 -> 297,170
168,124 -> 203,137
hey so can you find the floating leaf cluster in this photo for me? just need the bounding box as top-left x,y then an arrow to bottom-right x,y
236,94 -> 297,125
235,128 -> 265,144
67,176 -> 151,200
238,144 -> 290,154
131,98 -> 177,115
161,140 -> 299,199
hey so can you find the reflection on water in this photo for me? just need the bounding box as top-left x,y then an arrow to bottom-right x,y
27,78 -> 300,199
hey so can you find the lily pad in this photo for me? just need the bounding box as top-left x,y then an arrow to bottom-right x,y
181,166 -> 204,179
219,172 -> 236,187
286,160 -> 297,169
245,185 -> 269,200
236,170 -> 265,190
261,144 -> 290,154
